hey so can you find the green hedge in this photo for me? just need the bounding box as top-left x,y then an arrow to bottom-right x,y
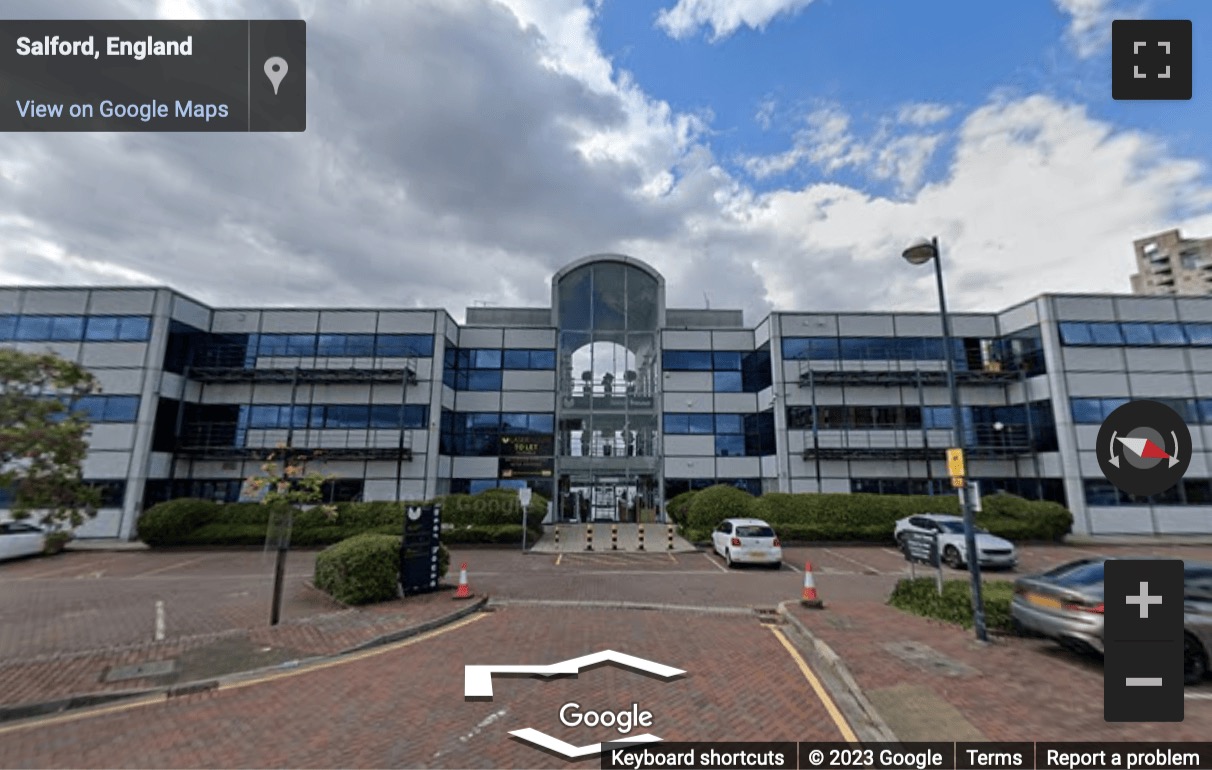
888,577 -> 1015,632
749,491 -> 1072,544
313,534 -> 451,606
137,489 -> 547,548
665,491 -> 699,527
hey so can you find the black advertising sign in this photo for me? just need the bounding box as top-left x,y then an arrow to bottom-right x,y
499,456 -> 554,478
901,530 -> 940,568
400,504 -> 442,595
499,434 -> 554,457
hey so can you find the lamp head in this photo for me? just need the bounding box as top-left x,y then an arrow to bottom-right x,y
902,237 -> 937,265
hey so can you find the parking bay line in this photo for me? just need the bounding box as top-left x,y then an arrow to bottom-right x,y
820,548 -> 882,574
130,555 -> 212,578
0,612 -> 489,735
769,625 -> 858,742
703,552 -> 728,573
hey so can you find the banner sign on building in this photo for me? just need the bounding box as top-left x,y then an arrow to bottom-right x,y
499,456 -> 554,478
400,504 -> 442,595
500,435 -> 554,456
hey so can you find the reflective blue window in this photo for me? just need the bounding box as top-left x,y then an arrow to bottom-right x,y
1089,323 -> 1123,345
74,395 -> 140,422
1198,399 -> 1212,423
466,370 -> 502,390
84,316 -> 120,341
248,405 -> 281,428
116,316 -> 151,341
529,350 -> 556,369
326,405 -> 369,428
1120,323 -> 1154,345
663,414 -> 688,433
529,413 -> 554,433
1153,323 -> 1187,345
715,434 -> 746,457
503,350 -> 529,369
48,316 -> 84,341
1058,323 -> 1093,345
781,337 -> 840,361
714,414 -> 745,434
0,315 -> 15,340
471,349 -> 502,369
687,414 -> 713,434
1189,324 -> 1212,345
1070,398 -> 1103,424
923,407 -> 953,429
316,334 -> 346,356
712,352 -> 742,370
713,371 -> 742,392
368,405 -> 399,428
15,316 -> 52,340
375,334 -> 434,357
662,351 -> 713,370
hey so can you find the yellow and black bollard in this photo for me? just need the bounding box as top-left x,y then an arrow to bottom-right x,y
637,524 -> 645,551
586,524 -> 594,551
554,526 -> 560,548
667,525 -> 674,550
611,524 -> 618,550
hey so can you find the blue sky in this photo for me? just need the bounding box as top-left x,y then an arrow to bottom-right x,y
2,0 -> 1212,318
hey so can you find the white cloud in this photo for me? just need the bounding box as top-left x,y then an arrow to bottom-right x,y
742,105 -> 943,193
755,96 -> 777,130
897,102 -> 952,127
1054,0 -> 1116,58
655,0 -> 818,41
0,0 -> 1209,327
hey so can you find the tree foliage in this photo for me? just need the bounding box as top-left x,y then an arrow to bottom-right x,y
0,349 -> 101,527
242,444 -> 339,522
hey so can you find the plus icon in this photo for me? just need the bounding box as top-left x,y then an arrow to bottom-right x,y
1126,581 -> 1163,619
1112,20 -> 1192,100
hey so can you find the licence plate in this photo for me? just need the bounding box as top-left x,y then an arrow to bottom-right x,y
1026,592 -> 1062,609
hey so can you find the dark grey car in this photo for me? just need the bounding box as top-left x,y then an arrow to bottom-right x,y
1011,557 -> 1212,685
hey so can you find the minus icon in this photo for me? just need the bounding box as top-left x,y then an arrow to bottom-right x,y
1125,677 -> 1163,686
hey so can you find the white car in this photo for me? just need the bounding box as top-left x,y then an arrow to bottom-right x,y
711,518 -> 783,568
893,513 -> 1017,570
0,520 -> 47,562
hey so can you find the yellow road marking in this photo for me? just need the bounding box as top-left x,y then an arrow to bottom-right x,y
769,626 -> 857,742
555,553 -> 563,566
0,612 -> 489,735
667,552 -> 676,563
131,555 -> 210,578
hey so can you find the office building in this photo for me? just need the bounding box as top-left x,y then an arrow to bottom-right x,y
1131,229 -> 1212,296
3,254 -> 1212,539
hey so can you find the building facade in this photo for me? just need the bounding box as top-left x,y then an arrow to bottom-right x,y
4,254 -> 1212,540
1131,229 -> 1212,296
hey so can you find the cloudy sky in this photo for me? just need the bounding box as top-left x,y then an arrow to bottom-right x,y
1,0 -> 1210,322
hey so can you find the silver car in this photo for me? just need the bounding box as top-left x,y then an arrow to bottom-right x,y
1011,557 -> 1212,685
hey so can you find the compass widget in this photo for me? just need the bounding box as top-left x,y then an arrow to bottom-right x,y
1096,400 -> 1192,497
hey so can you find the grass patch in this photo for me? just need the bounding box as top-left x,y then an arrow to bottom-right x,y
888,578 -> 1016,633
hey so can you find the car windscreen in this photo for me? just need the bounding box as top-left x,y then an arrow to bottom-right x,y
735,526 -> 775,538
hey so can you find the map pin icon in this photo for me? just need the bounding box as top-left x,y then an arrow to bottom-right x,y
264,57 -> 288,95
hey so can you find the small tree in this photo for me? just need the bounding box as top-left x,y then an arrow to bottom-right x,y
243,444 -> 338,625
0,349 -> 101,529
242,444 -> 339,520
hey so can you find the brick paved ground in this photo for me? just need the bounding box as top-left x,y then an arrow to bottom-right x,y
3,541 -> 1210,767
0,606 -> 851,769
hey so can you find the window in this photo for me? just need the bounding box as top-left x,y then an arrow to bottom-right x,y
1188,324 -> 1212,346
662,413 -> 713,434
465,370 -> 502,391
1120,323 -> 1154,345
1058,322 -> 1093,345
1089,323 -> 1123,345
713,371 -> 742,392
0,315 -> 15,339
781,337 -> 840,361
14,316 -> 52,340
70,395 -> 140,422
712,351 -> 742,370
49,316 -> 85,341
502,349 -> 556,369
470,349 -> 502,369
500,412 -> 555,434
662,350 -> 712,370
1153,323 -> 1187,345
375,334 -> 434,357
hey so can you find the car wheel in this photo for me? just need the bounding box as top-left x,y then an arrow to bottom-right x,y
1185,633 -> 1208,685
943,546 -> 963,569
724,549 -> 734,569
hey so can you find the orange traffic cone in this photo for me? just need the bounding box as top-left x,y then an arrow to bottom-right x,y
800,562 -> 823,609
453,562 -> 473,600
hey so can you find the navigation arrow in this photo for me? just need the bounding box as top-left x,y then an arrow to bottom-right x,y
508,728 -> 662,759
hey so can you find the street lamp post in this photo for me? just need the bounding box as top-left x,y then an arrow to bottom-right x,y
902,236 -> 988,643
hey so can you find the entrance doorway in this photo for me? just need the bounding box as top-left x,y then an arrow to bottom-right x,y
559,474 -> 659,523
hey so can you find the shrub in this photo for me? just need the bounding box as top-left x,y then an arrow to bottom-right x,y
665,491 -> 698,526
136,499 -> 221,546
314,533 -> 452,606
888,577 -> 1016,632
441,524 -> 528,544
682,485 -> 758,541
